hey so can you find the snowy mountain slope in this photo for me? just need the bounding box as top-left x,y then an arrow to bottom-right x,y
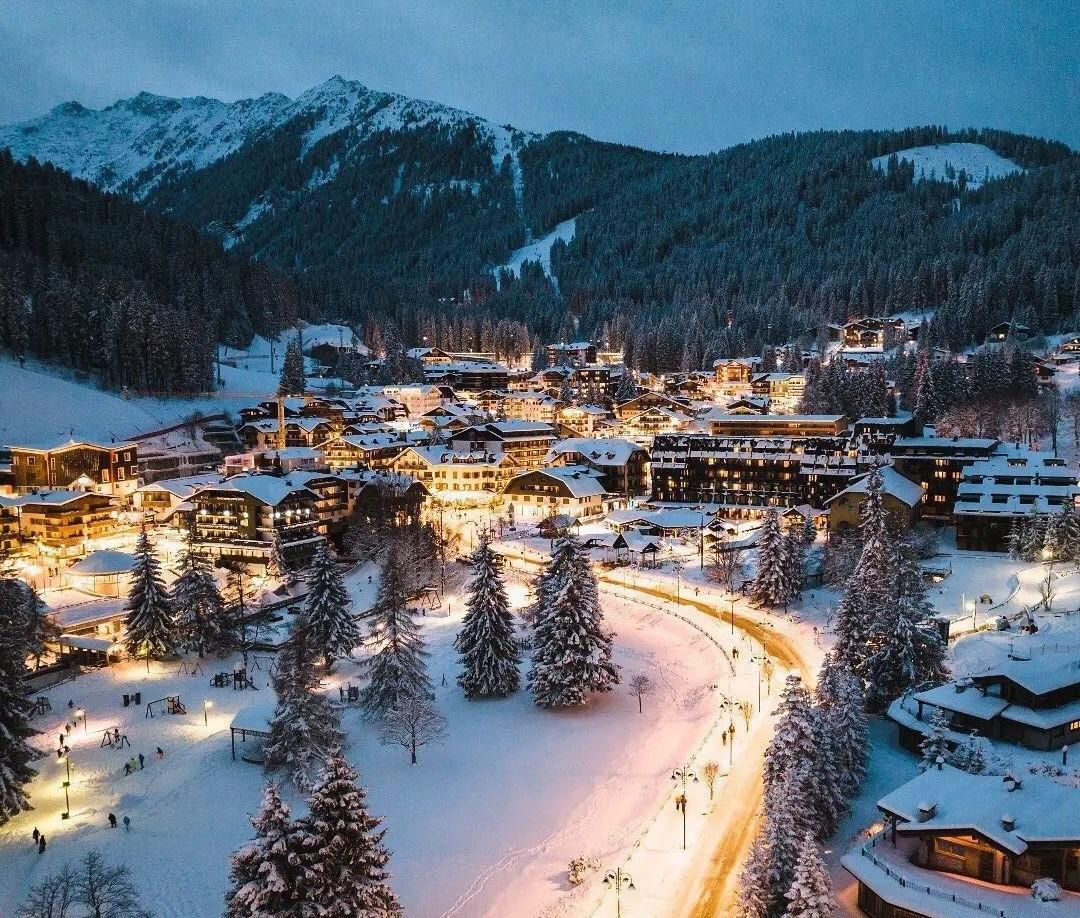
0,76 -> 536,201
871,142 -> 1022,189
494,216 -> 578,290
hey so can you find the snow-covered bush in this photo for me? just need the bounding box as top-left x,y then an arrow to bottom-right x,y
567,856 -> 600,886
1031,878 -> 1061,901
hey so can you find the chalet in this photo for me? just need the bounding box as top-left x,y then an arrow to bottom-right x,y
0,490 -> 119,559
853,416 -> 922,438
890,650 -> 1080,752
276,470 -> 353,532
841,316 -> 907,350
190,474 -> 323,568
986,321 -> 1031,343
448,422 -> 557,470
614,391 -> 690,422
390,446 -> 517,498
619,405 -> 694,438
558,404 -> 612,436
843,767 -> 1080,918
546,341 -> 597,367
501,391 -> 564,425
238,417 -> 336,450
890,436 -> 1001,519
422,361 -> 510,392
573,363 -> 625,403
379,385 -> 442,417
501,466 -> 609,521
406,347 -> 496,365
701,413 -> 848,438
9,439 -> 140,497
546,437 -> 650,497
134,472 -> 225,521
725,396 -> 770,415
348,470 -> 428,528
417,403 -> 485,434
318,431 -> 427,470
953,454 -> 1080,551
825,466 -> 924,533
749,373 -> 805,411
712,357 -> 760,387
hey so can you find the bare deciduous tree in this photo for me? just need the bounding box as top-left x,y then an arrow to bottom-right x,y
707,545 -> 745,592
701,761 -> 721,802
628,672 -> 655,713
18,851 -> 149,918
739,700 -> 754,730
380,693 -> 447,764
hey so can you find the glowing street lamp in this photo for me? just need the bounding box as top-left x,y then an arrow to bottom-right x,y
75,708 -> 86,734
61,754 -> 73,820
672,766 -> 698,850
603,867 -> 635,918
203,699 -> 213,727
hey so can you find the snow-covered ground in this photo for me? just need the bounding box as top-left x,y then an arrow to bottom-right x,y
871,142 -> 1022,189
495,218 -> 577,290
0,563 -> 740,918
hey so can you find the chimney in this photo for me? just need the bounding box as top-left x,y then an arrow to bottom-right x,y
1001,814 -> 1015,832
916,801 -> 937,822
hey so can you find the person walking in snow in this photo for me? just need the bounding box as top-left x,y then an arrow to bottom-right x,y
123,816 -> 130,832
32,827 -> 39,844
108,813 -> 117,828
38,835 -> 46,854
123,760 -> 132,776
155,746 -> 164,760
138,753 -> 145,769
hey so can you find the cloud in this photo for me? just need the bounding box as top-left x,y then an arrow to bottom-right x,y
1,0 -> 1076,153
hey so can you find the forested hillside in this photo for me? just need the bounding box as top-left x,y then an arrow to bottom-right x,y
2,79 -> 1079,377
0,152 -> 302,393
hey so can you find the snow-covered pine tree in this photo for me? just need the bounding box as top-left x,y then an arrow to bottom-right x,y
918,707 -> 952,773
812,703 -> 850,839
527,534 -> 619,708
1057,499 -> 1080,563
782,833 -> 834,918
763,675 -> 818,799
265,534 -> 297,589
265,630 -> 344,790
278,334 -> 306,396
1007,517 -> 1022,560
0,589 -> 36,825
454,536 -> 520,698
1019,512 -> 1045,563
298,542 -> 359,667
750,509 -> 797,609
832,467 -> 896,674
738,766 -> 805,918
124,525 -> 176,659
225,782 -> 302,917
295,752 -> 402,918
172,543 -> 228,657
783,531 -> 805,601
360,553 -> 431,719
615,368 -> 637,404
863,553 -> 948,712
949,731 -> 1003,775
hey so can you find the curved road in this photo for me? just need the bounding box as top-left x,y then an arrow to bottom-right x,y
496,538 -> 820,918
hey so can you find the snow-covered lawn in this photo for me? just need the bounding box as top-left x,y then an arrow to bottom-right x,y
0,565 -> 730,918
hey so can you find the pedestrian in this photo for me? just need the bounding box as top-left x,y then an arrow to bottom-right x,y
123,816 -> 130,832
32,827 -> 39,844
368,574 -> 373,584
123,761 -> 132,776
67,700 -> 74,710
138,753 -> 145,769
108,813 -> 117,829
155,746 -> 164,760
722,731 -> 727,746
113,728 -> 120,744
38,835 -> 46,854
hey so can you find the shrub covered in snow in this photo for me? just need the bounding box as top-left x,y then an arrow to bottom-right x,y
567,856 -> 601,887
1031,878 -> 1061,901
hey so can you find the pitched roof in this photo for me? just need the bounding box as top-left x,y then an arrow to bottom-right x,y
198,475 -> 316,506
825,465 -> 925,508
547,437 -> 645,467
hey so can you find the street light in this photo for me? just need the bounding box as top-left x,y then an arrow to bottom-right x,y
603,867 -> 635,918
61,754 -> 72,820
729,594 -> 736,636
727,721 -> 736,766
203,699 -> 212,727
75,708 -> 86,733
672,766 -> 698,850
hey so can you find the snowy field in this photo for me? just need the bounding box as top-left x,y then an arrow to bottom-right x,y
871,142 -> 1022,189
494,218 -> 577,290
0,565 -> 731,918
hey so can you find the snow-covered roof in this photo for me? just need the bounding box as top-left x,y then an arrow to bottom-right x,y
59,633 -> 120,652
1,489 -> 108,508
67,550 -> 135,577
825,466 -> 924,508
912,683 -> 1010,721
137,472 -> 224,499
607,507 -> 715,530
401,446 -> 507,467
230,700 -> 277,734
972,654 -> 1080,696
9,437 -> 136,452
508,466 -> 607,498
547,437 -> 644,467
201,475 -> 316,506
877,765 -> 1080,854
894,436 -> 998,450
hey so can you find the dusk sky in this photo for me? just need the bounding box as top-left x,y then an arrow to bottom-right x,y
2,1 -> 1077,153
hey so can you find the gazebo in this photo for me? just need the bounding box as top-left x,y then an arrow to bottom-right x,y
65,550 -> 136,597
230,700 -> 276,763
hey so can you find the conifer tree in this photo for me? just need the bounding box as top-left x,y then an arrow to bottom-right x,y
266,534 -> 297,589
614,369 -> 637,404
751,510 -> 798,609
949,731 -> 1003,775
0,588 -> 36,825
738,766 -> 805,918
124,526 -> 176,658
172,542 -> 228,657
265,630 -> 344,790
527,534 -> 619,708
278,334 -> 306,396
455,536 -> 520,698
1057,500 -> 1080,563
819,664 -> 868,798
225,782 -> 302,917
360,553 -> 431,718
782,833 -> 834,918
298,542 -> 359,667
295,753 -> 402,917
918,707 -> 952,773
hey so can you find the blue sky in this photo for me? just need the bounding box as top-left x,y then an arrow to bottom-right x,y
2,1 -> 1076,153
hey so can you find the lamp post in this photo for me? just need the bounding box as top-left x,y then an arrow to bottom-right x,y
603,867 -> 635,918
729,594 -> 736,636
727,721 -> 736,767
203,699 -> 212,727
61,754 -> 72,820
76,708 -> 86,734
671,766 -> 698,850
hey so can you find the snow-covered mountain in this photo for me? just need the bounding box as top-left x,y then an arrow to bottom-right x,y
0,75 -> 534,200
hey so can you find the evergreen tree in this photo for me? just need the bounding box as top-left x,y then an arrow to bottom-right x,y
918,707 -> 952,773
298,542 -> 359,667
360,553 -> 431,718
266,534 -> 297,589
225,782 -> 302,918
454,536 -> 520,698
265,630 -> 344,790
527,534 -> 619,708
278,334 -> 306,396
815,653 -> 869,798
172,543 -> 228,657
295,753 -> 402,918
738,766 -> 805,918
0,585 -> 36,825
1056,500 -> 1080,563
124,526 -> 176,658
949,731 -> 1003,775
750,510 -> 798,609
614,368 -> 637,404
782,833 -> 834,918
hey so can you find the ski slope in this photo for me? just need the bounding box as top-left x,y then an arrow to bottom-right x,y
495,217 -> 577,289
871,143 -> 1022,189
